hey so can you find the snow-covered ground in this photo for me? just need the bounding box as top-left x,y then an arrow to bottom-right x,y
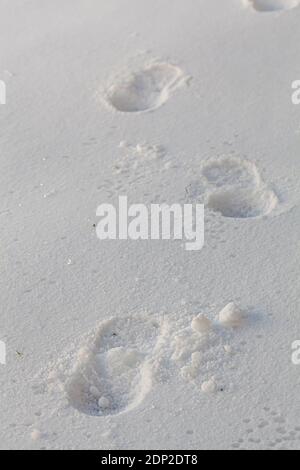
1,0 -> 300,450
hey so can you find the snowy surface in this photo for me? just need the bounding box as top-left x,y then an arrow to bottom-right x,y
1,0 -> 300,450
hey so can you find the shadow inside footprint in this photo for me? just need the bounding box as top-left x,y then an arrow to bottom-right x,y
64,315 -> 162,416
246,0 -> 300,11
106,62 -> 184,113
206,188 -> 278,219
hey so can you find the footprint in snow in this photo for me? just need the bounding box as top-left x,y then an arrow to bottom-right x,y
64,314 -> 166,416
244,0 -> 300,11
191,156 -> 278,219
105,62 -> 185,113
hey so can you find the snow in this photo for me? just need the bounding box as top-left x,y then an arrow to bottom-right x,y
1,0 -> 300,450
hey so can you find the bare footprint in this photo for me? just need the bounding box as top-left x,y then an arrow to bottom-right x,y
64,314 -> 164,416
105,62 -> 185,113
245,0 -> 300,12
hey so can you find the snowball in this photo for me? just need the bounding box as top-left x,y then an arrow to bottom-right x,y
98,396 -> 110,409
201,378 -> 216,393
30,429 -> 42,441
136,144 -> 143,154
191,314 -> 212,334
218,302 -> 244,327
119,140 -> 129,148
